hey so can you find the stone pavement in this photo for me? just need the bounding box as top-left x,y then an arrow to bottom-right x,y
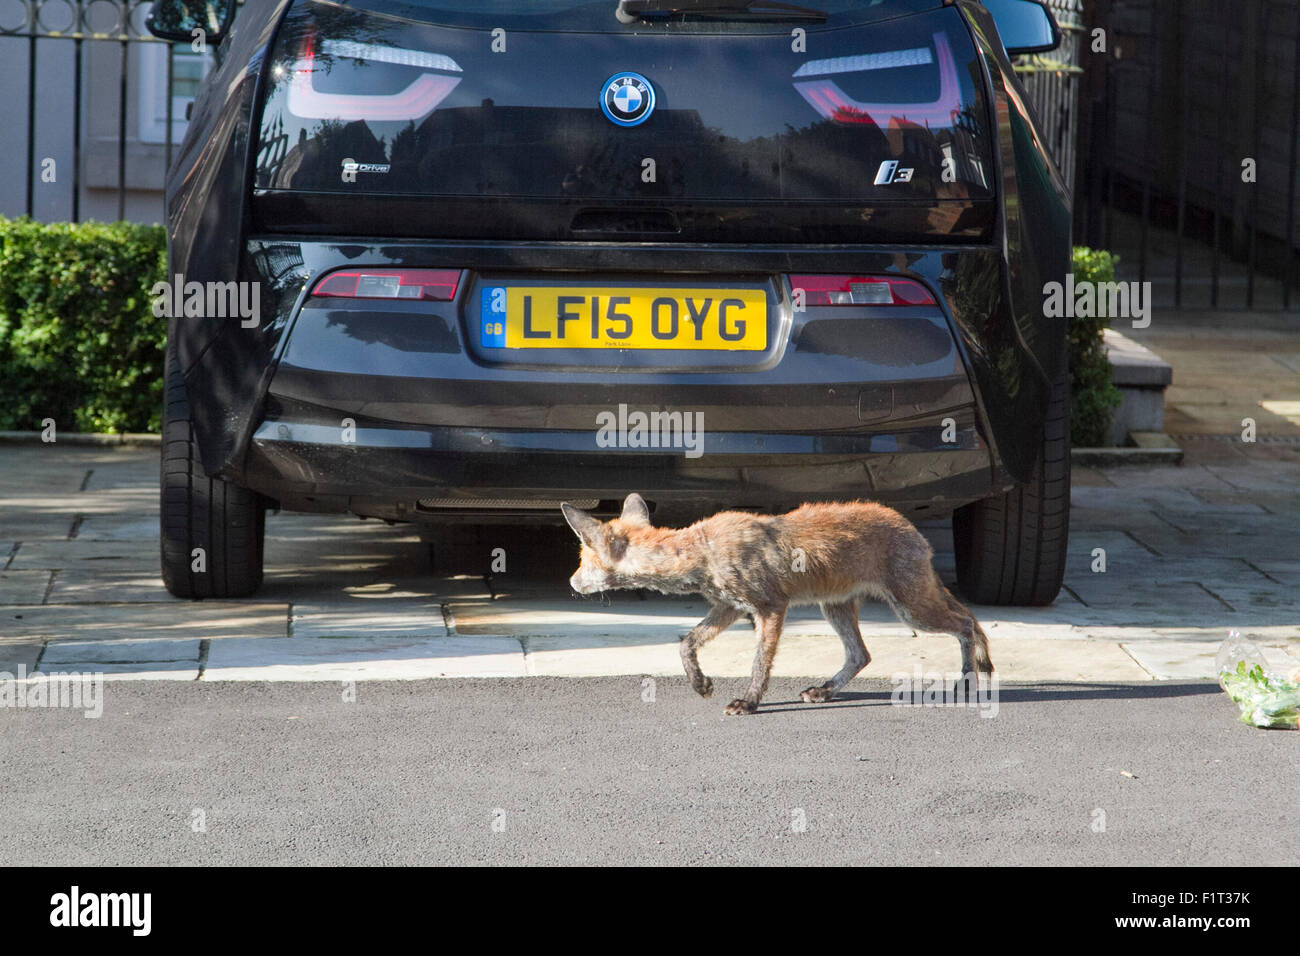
1,439 -> 1296,685
1,311 -> 1296,685
1124,309 -> 1300,441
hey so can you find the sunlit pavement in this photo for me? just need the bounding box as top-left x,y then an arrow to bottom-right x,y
1,437 -> 1296,685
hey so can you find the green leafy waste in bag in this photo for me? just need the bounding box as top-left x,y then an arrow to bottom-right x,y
1217,633 -> 1300,732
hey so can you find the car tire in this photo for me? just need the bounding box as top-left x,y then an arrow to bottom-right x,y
160,351 -> 265,598
953,365 -> 1070,607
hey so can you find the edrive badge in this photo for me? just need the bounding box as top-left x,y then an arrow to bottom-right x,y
601,72 -> 656,127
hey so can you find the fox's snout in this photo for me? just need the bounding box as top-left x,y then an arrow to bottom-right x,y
569,567 -> 608,595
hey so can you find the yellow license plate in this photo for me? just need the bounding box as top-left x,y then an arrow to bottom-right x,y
479,286 -> 767,350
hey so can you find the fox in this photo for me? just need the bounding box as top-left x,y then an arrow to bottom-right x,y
562,493 -> 993,715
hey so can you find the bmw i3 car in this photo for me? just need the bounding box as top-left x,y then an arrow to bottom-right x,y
146,0 -> 1071,605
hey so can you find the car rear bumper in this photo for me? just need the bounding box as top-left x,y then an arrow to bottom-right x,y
183,238 -> 1050,520
245,419 -> 994,523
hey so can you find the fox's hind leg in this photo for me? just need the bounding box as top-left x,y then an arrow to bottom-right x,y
800,599 -> 870,703
888,572 -> 993,678
724,606 -> 787,715
681,604 -> 741,698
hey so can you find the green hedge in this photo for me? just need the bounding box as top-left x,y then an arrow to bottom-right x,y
0,216 -> 167,434
1069,246 -> 1124,448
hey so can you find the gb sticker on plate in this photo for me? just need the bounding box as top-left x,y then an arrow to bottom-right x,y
481,286 -> 506,348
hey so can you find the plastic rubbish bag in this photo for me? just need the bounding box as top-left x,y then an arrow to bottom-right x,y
1216,631 -> 1300,730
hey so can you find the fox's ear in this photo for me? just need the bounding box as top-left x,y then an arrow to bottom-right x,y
620,493 -> 651,527
561,502 -> 602,546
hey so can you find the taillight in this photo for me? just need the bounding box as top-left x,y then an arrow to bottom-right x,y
312,270 -> 460,301
793,31 -> 962,128
286,35 -> 463,121
788,275 -> 935,306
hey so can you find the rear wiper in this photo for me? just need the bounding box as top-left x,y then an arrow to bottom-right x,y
616,0 -> 828,23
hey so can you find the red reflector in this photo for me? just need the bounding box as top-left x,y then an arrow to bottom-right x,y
788,275 -> 935,306
312,269 -> 460,301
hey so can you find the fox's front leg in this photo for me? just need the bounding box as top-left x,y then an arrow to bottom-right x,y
725,606 -> 787,715
681,605 -> 741,698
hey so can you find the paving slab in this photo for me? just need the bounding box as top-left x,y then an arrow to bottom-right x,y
202,636 -> 527,680
1150,510 -> 1291,536
0,570 -> 53,604
1081,556 -> 1269,581
81,460 -> 158,492
2,661 -> 194,680
1251,561 -> 1300,587
41,638 -> 201,666
1092,463 -> 1238,491
1071,485 -> 1256,515
0,488 -> 158,518
0,603 -> 286,642
522,634 -> 685,677
1065,529 -> 1170,559
0,474 -> 86,496
0,643 -> 42,671
1201,461 -> 1300,492
1196,583 -> 1300,615
318,577 -> 490,600
1118,527 -> 1300,562
981,621 -> 1105,640
73,514 -> 160,541
0,518 -> 79,541
44,568 -> 177,604
292,600 -> 447,638
7,539 -> 160,570
1122,640 -> 1299,680
449,596 -> 710,638
1060,577 -> 1234,616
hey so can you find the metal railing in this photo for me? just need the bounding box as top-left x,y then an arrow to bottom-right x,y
1,0 -> 184,222
1076,0 -> 1300,311
1013,0 -> 1086,196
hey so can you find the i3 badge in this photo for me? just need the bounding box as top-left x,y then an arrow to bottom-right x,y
601,72 -> 656,127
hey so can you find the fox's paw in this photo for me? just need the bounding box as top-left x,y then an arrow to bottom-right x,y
800,685 -> 835,704
953,672 -> 989,698
693,676 -> 714,698
724,698 -> 757,716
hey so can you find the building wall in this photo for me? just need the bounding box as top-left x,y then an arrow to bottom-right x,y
0,29 -> 204,226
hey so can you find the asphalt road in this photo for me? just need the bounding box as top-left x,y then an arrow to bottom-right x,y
1,677 -> 1294,866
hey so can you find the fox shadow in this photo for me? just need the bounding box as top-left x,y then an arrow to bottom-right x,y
752,679 -> 1224,714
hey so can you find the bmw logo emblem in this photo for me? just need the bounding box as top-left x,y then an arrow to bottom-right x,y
601,72 -> 656,127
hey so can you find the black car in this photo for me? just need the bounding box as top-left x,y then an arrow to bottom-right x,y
147,0 -> 1071,605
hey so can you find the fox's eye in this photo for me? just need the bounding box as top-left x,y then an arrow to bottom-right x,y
606,535 -> 628,561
